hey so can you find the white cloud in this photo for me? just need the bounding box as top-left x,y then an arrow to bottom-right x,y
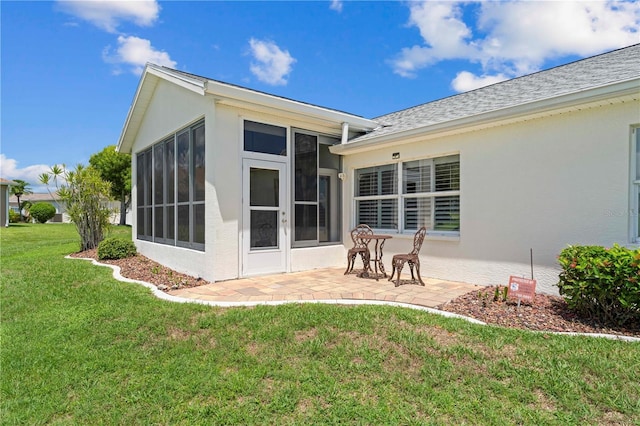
0,155 -> 55,192
103,35 -> 177,75
451,71 -> 508,92
391,1 -> 640,90
248,38 -> 296,86
57,0 -> 160,33
330,0 -> 343,13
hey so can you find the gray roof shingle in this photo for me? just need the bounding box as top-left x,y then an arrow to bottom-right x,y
351,43 -> 640,143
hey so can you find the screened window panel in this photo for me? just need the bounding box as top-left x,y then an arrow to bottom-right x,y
165,139 -> 175,204
403,160 -> 431,194
153,143 -> 164,204
244,120 -> 287,156
193,125 -> 205,202
404,197 -> 433,230
177,131 -> 190,203
193,203 -> 205,244
137,207 -> 145,238
136,153 -> 145,205
177,205 -> 190,242
318,143 -> 340,169
166,205 -> 175,241
294,133 -> 318,202
356,199 -> 397,229
434,196 -> 460,231
145,207 -> 152,237
154,206 -> 164,239
295,204 -> 318,242
145,150 -> 153,205
434,155 -> 460,192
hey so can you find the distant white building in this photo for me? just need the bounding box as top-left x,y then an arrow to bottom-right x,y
9,192 -> 130,225
1,178 -> 17,227
117,44 -> 640,294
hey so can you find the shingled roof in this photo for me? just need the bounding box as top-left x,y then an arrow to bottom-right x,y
349,43 -> 640,144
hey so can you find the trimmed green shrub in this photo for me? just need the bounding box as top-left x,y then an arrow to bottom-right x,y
29,202 -> 57,223
97,237 -> 137,260
8,210 -> 20,223
557,244 -> 640,326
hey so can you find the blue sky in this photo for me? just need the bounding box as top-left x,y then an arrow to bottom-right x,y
2,0 -> 638,191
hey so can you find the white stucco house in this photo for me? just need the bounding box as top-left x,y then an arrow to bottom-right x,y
1,178 -> 17,227
117,44 -> 640,295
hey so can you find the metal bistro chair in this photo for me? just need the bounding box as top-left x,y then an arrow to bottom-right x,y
344,224 -> 373,275
388,227 -> 427,287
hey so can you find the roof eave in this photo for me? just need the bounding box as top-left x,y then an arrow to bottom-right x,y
207,80 -> 378,132
332,78 -> 640,155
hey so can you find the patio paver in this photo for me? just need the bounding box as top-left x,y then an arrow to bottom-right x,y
170,267 -> 480,309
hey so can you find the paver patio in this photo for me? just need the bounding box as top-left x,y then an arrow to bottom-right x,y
170,267 -> 480,308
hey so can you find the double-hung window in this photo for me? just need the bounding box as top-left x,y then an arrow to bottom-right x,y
354,154 -> 460,235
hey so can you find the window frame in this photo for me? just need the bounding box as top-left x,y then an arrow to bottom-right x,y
353,154 -> 461,237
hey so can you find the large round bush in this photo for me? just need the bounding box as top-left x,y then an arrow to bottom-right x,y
29,202 -> 57,223
97,237 -> 137,260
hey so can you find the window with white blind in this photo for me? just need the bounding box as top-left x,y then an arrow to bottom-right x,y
355,164 -> 398,229
354,154 -> 460,235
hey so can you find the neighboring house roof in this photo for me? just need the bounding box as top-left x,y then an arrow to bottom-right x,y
117,64 -> 378,154
0,178 -> 18,186
9,193 -> 62,203
334,43 -> 640,153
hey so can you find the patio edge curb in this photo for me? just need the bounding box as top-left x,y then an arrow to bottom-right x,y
66,256 -> 640,343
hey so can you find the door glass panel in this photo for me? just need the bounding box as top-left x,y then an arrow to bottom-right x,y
251,211 -> 278,248
250,168 -> 279,207
295,204 -> 317,242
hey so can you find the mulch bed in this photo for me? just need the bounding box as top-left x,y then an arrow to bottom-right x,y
70,251 -> 639,338
439,286 -> 640,338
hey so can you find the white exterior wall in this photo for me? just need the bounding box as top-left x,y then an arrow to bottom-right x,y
342,101 -> 639,295
131,79 -> 215,281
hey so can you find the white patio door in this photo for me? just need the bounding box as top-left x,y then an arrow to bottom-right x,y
242,158 -> 288,276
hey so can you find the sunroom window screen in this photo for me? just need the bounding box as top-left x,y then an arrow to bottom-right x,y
136,120 -> 205,250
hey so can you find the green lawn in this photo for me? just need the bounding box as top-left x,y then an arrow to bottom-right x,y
1,224 -> 639,425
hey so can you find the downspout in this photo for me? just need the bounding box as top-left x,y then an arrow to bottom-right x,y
341,122 -> 349,144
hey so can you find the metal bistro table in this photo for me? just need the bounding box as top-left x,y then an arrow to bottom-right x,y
358,234 -> 393,281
